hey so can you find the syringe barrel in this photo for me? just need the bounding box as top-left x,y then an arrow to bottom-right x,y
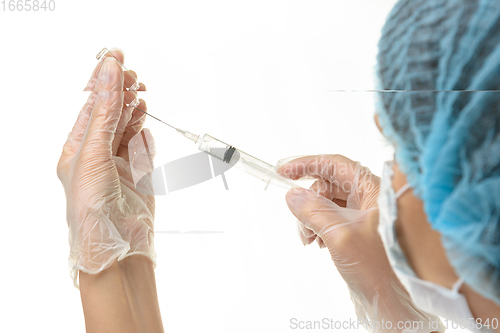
196,134 -> 301,190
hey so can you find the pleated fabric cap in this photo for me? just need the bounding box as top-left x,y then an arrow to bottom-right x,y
376,0 -> 500,305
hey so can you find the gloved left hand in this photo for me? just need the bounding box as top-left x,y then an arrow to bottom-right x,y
57,51 -> 156,287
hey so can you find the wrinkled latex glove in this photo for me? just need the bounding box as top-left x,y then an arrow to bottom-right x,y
57,51 -> 156,287
277,155 -> 444,333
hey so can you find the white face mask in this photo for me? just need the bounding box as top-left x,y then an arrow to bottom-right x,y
377,161 -> 490,333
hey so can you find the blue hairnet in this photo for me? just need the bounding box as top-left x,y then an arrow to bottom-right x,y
376,0 -> 500,305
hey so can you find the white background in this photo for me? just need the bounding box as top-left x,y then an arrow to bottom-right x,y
0,0 -> 470,332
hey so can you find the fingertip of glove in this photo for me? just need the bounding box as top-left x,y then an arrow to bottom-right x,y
301,235 -> 316,247
275,155 -> 307,178
96,57 -> 122,90
100,57 -> 118,75
109,47 -> 124,60
275,163 -> 289,178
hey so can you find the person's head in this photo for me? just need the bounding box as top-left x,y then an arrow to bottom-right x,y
375,0 -> 500,306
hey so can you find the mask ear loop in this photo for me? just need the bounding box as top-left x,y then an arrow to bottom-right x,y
395,183 -> 411,198
451,277 -> 465,293
393,181 -> 466,295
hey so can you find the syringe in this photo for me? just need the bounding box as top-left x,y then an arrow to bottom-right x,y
176,129 -> 302,190
132,107 -> 301,190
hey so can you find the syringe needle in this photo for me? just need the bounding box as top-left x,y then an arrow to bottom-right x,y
132,105 -> 178,131
131,104 -> 200,142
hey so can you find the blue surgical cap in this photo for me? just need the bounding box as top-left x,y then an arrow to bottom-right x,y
376,0 -> 500,305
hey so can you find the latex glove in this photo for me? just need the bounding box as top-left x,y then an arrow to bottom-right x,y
277,154 -> 379,247
57,51 -> 156,287
277,155 -> 444,333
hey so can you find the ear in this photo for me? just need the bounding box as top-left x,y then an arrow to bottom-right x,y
374,114 -> 384,134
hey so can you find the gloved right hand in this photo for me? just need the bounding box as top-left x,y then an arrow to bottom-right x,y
277,155 -> 444,333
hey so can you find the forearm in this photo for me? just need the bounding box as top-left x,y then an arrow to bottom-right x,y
79,255 -> 164,333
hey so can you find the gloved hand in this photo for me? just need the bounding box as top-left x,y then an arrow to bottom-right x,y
277,155 -> 444,333
57,51 -> 156,287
